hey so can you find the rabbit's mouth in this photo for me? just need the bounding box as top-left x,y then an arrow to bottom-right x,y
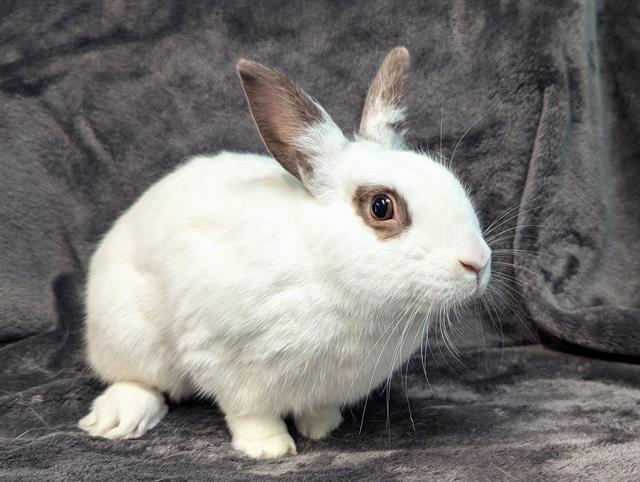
470,280 -> 489,300
465,270 -> 490,301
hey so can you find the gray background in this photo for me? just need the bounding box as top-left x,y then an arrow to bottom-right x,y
1,1 -> 639,480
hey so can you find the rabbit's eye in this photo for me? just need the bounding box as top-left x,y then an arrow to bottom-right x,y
353,185 -> 410,240
370,194 -> 394,220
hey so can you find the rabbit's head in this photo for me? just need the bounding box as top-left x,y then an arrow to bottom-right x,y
237,47 -> 490,314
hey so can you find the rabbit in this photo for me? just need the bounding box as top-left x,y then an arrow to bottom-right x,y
78,47 -> 491,459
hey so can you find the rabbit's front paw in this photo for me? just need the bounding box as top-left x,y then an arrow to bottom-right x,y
295,406 -> 343,440
233,432 -> 297,459
226,414 -> 296,459
79,382 -> 167,439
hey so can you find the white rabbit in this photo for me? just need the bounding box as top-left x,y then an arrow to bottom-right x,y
79,47 -> 491,459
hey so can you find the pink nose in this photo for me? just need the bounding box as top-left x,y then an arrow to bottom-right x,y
459,260 -> 482,274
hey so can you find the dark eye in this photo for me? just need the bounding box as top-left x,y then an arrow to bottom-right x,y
370,194 -> 394,221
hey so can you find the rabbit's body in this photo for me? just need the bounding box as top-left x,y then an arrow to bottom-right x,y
80,48 -> 492,458
86,152 -> 422,414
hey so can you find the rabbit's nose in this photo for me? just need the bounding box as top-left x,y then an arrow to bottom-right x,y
456,232 -> 491,276
459,260 -> 482,274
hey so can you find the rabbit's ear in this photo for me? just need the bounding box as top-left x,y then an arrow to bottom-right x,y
359,47 -> 410,148
237,59 -> 347,188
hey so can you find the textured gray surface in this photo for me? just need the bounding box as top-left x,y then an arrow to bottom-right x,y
3,344 -> 640,481
1,1 -> 640,480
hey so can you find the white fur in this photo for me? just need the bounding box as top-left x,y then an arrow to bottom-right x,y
80,54 -> 491,459
227,414 -> 296,458
359,104 -> 407,148
78,382 -> 167,439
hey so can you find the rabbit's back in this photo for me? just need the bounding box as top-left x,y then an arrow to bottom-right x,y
84,152 -> 337,404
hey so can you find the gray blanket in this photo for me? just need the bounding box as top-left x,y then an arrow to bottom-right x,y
1,1 -> 639,480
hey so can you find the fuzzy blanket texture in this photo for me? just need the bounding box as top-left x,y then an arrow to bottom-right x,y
1,1 -> 639,480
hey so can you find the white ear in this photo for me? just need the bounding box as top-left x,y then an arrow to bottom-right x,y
237,59 -> 347,192
359,47 -> 410,148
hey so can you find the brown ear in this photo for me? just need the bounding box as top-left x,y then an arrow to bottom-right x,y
359,47 -> 410,148
237,59 -> 344,184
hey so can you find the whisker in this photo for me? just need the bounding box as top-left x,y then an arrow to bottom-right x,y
481,194 -> 547,238
357,313 -> 405,435
358,291 -> 423,435
487,286 -> 537,341
434,302 -> 465,376
384,291 -> 427,441
483,293 -> 507,364
450,117 -> 483,167
485,224 -> 551,243
480,292 -> 504,351
484,199 -> 561,240
440,101 -> 444,165
491,271 -> 546,296
491,261 -> 540,276
419,305 -> 435,393
491,248 -> 555,259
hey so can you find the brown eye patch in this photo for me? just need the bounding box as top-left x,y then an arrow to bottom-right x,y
353,185 -> 412,240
